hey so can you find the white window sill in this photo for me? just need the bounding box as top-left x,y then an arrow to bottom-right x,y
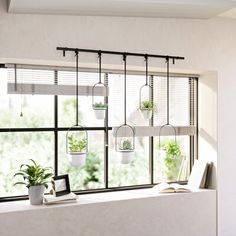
0,188 -> 216,214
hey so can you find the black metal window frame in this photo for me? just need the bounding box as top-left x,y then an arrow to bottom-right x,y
0,70 -> 198,202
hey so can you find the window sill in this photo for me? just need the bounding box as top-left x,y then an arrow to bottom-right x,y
0,188 -> 216,214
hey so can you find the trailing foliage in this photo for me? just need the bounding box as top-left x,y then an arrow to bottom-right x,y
14,159 -> 53,188
68,134 -> 87,153
161,141 -> 182,181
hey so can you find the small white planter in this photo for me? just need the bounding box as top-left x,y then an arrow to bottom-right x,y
120,151 -> 134,164
94,109 -> 106,120
141,109 -> 153,119
28,185 -> 45,205
68,152 -> 86,167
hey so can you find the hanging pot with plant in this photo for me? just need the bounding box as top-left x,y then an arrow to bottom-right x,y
139,56 -> 154,120
67,134 -> 87,167
140,100 -> 155,119
115,54 -> 135,165
92,52 -> 108,120
14,159 -> 53,205
93,102 -> 107,120
118,139 -> 134,164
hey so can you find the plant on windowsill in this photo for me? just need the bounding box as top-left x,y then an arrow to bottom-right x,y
118,139 -> 134,164
14,159 -> 53,205
140,100 -> 156,119
68,134 -> 87,167
93,102 -> 108,120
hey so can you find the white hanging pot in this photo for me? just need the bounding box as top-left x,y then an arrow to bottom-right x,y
28,185 -> 45,205
141,109 -> 153,119
68,152 -> 86,167
94,109 -> 106,120
158,148 -> 166,160
120,151 -> 134,164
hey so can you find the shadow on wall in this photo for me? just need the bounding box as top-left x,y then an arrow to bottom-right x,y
199,71 -> 218,189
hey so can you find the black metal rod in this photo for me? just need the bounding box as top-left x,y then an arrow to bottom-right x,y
98,51 -> 102,83
166,57 -> 170,125
123,54 -> 127,125
54,70 -> 58,176
57,47 -> 185,60
75,51 -> 79,126
145,55 -> 148,85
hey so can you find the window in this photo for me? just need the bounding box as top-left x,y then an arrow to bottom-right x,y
0,67 -> 197,201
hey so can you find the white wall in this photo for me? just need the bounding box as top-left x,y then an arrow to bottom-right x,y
198,72 -> 218,189
1,0 -> 236,234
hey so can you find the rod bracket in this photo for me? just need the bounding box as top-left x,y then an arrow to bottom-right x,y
123,53 -> 127,61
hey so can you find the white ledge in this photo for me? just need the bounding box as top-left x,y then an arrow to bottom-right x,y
0,188 -> 216,214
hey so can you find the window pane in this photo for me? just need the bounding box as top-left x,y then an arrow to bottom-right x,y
58,131 -> 104,190
108,74 -> 149,127
154,136 -> 190,183
58,96 -> 105,127
0,95 -> 54,128
108,131 -> 149,187
0,132 -> 54,197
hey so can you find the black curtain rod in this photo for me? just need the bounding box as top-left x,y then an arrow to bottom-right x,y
57,47 -> 185,60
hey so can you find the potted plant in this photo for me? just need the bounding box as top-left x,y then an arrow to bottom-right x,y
93,102 -> 107,120
119,139 -> 134,164
162,141 -> 182,181
14,159 -> 53,205
140,100 -> 155,119
68,134 -> 87,167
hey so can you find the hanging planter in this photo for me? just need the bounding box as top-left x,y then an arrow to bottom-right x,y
118,138 -> 135,164
115,124 -> 135,165
93,102 -> 108,119
66,126 -> 88,167
114,54 -> 135,164
139,55 -> 155,120
65,50 -> 88,167
92,52 -> 108,120
140,100 -> 154,119
158,57 -> 178,160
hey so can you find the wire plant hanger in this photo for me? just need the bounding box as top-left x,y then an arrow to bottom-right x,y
115,54 -> 135,162
92,51 -> 108,120
66,51 -> 88,167
158,57 -> 177,153
139,55 -> 153,119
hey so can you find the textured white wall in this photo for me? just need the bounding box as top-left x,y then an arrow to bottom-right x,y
0,190 -> 216,236
1,0 -> 236,234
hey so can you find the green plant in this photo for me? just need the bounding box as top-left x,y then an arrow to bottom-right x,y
140,100 -> 154,110
119,139 -> 133,151
68,134 -> 87,153
94,102 -> 107,109
160,141 -> 182,181
14,159 -> 53,188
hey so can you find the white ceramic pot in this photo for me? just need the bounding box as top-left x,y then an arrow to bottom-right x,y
94,109 -> 106,120
68,152 -> 86,167
141,109 -> 153,119
28,185 -> 45,205
120,151 -> 134,164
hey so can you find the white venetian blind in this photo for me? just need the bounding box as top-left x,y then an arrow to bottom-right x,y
7,66 -> 107,96
153,76 -> 190,126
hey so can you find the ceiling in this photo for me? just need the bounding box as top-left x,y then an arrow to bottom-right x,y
7,0 -> 236,19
